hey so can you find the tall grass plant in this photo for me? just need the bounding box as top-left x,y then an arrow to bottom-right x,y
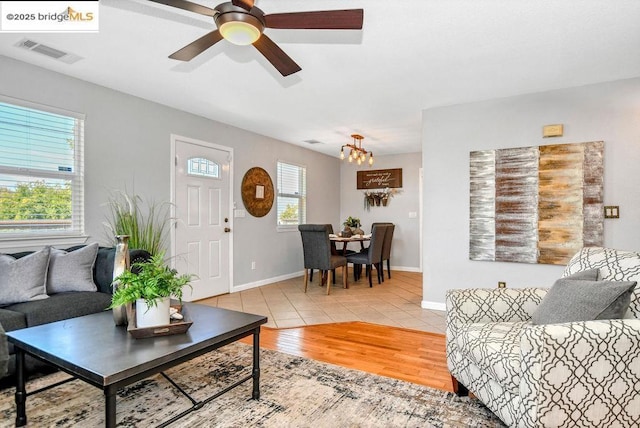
103,190 -> 171,256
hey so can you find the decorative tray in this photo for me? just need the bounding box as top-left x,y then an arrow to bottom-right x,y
127,304 -> 193,339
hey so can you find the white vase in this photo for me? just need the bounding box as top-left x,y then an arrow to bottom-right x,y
136,297 -> 170,328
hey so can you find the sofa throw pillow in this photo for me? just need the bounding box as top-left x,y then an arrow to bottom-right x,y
532,269 -> 636,325
0,247 -> 51,306
46,243 -> 99,294
561,268 -> 601,281
562,247 -> 640,319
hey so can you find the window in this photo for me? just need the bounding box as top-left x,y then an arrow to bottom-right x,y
0,96 -> 84,239
188,157 -> 219,178
277,161 -> 306,229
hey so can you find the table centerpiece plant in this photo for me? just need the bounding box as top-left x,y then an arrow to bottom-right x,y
343,216 -> 364,236
109,253 -> 194,328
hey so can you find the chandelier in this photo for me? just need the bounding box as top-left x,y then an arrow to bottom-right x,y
340,134 -> 374,166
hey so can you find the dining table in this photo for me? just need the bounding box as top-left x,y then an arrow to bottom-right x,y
329,234 -> 371,255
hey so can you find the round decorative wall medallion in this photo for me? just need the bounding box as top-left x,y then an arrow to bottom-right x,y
241,167 -> 274,217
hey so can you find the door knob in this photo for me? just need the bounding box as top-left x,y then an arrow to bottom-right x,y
224,227 -> 231,233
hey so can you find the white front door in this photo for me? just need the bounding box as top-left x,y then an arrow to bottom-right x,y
171,135 -> 232,300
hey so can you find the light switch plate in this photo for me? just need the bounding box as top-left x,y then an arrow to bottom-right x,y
604,206 -> 619,219
234,209 -> 246,218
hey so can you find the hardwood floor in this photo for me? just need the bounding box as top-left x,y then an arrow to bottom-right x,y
242,321 -> 453,393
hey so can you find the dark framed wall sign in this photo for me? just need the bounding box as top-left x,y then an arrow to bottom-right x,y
357,168 -> 403,189
241,167 -> 274,217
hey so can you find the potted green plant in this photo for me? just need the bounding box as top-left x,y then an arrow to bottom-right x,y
109,253 -> 194,328
343,216 -> 360,228
343,216 -> 363,236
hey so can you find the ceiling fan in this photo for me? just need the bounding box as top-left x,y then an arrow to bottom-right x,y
149,0 -> 364,76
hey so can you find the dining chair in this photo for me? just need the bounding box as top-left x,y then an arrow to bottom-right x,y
346,224 -> 386,287
310,223 -> 338,284
371,222 -> 396,282
371,222 -> 395,280
298,224 -> 348,294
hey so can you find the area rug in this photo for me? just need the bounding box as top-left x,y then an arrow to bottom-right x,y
0,343 -> 505,427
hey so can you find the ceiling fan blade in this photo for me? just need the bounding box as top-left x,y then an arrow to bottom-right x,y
264,9 -> 364,30
148,0 -> 218,17
253,34 -> 301,77
169,30 -> 224,61
231,0 -> 254,11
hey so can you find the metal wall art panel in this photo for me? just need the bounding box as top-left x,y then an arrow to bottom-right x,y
469,141 -> 604,265
469,150 -> 496,261
495,147 -> 539,264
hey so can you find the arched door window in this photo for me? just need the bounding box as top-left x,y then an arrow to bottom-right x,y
188,157 -> 219,178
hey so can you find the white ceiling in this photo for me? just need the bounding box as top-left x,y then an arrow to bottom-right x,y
1,0 -> 639,158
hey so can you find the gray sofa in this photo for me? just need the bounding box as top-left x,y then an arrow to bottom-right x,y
0,245 -> 150,382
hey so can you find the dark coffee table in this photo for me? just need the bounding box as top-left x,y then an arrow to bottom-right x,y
6,303 -> 267,427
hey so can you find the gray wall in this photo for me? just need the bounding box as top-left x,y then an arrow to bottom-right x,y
340,153 -> 422,271
421,77 -> 640,309
0,55 -> 341,288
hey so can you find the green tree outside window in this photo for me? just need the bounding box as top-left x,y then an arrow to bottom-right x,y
279,203 -> 298,224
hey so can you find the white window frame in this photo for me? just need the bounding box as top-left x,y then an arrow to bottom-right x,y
276,161 -> 306,232
0,95 -> 87,251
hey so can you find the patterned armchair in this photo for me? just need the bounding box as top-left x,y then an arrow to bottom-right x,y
446,247 -> 640,427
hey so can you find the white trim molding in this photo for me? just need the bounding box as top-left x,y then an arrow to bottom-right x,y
232,265 -> 422,293
232,271 -> 303,293
421,300 -> 446,311
391,265 -> 421,273
0,235 -> 89,253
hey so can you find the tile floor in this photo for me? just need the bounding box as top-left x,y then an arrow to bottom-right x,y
199,270 -> 446,334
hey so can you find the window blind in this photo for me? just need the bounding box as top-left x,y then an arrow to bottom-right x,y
0,97 -> 84,235
277,161 -> 306,227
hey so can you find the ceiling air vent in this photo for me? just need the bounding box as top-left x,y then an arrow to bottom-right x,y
21,39 -> 38,49
14,38 -> 83,64
304,139 -> 324,145
32,44 -> 67,59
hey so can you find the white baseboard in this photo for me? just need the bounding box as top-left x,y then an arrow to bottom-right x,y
390,265 -> 421,273
232,271 -> 304,293
421,300 -> 446,312
232,266 -> 421,293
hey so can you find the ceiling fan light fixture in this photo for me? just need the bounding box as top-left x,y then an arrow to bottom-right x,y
219,21 -> 260,45
151,1 -> 364,76
216,12 -> 264,46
